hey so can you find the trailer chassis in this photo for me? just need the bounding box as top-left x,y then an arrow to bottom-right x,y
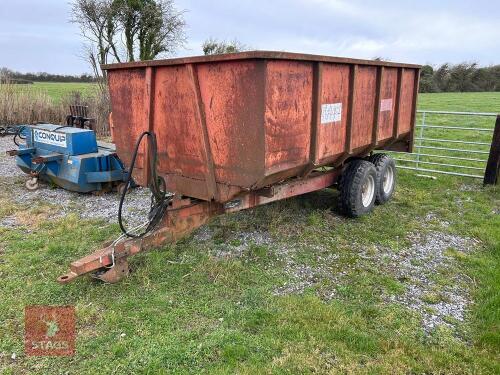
57,169 -> 340,284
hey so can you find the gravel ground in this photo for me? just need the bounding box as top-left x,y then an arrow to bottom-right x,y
0,136 -> 151,228
362,231 -> 478,333
197,225 -> 478,334
0,138 -> 25,179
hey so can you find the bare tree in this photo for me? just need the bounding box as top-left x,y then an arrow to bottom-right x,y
202,38 -> 247,55
71,0 -> 186,76
0,68 -> 10,83
71,0 -> 118,77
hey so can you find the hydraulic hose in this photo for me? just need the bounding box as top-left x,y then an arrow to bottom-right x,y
0,125 -> 26,146
117,131 -> 170,238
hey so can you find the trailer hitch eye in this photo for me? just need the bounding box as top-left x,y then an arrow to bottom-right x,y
57,272 -> 78,284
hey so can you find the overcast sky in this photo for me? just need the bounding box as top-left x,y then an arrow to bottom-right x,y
0,0 -> 499,75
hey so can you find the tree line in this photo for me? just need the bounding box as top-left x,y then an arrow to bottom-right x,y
419,63 -> 500,93
0,68 -> 96,83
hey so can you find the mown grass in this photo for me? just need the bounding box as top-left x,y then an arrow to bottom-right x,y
0,92 -> 499,374
418,92 -> 500,113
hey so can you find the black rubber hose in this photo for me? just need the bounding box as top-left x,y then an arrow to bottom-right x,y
12,126 -> 26,146
52,125 -> 70,132
117,131 -> 169,238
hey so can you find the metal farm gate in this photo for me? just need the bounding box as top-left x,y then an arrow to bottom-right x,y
387,110 -> 499,183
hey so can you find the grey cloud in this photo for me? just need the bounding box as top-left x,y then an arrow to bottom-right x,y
0,0 -> 498,74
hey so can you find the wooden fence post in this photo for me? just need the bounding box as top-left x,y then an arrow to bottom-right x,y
484,115 -> 500,185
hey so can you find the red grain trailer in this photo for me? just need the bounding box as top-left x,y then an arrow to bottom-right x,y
58,51 -> 420,284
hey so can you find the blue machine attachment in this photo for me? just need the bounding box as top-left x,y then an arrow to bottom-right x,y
7,124 -> 128,193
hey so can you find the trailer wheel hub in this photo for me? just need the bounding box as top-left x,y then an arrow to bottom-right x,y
382,165 -> 394,194
361,175 -> 375,208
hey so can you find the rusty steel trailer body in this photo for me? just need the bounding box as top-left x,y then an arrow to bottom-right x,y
58,51 -> 421,284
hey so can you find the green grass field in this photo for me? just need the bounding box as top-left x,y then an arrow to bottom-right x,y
418,92 -> 500,113
394,92 -> 499,178
0,92 -> 498,374
17,82 -> 96,102
29,83 -> 500,113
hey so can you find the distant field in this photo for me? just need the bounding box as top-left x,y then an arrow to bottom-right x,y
14,81 -> 500,113
20,82 -> 96,101
418,91 -> 500,113
390,92 -> 499,179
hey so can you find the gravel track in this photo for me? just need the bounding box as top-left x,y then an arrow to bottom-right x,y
362,231 -> 478,333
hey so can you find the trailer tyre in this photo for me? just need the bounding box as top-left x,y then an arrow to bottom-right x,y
367,153 -> 396,204
339,160 -> 377,217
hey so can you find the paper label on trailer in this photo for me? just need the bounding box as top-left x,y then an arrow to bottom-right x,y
321,103 -> 342,124
33,129 -> 67,147
380,98 -> 393,112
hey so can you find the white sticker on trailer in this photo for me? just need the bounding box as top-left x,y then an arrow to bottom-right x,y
321,103 -> 342,124
33,129 -> 67,147
380,98 -> 393,112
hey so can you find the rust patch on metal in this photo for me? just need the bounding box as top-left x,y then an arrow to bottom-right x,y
187,63 -> 218,200
351,66 -> 377,150
264,60 -> 312,176
319,63 -> 351,161
398,68 -> 417,135
377,67 -> 398,142
107,69 -> 148,186
346,64 -> 357,155
372,66 -> 383,146
143,66 -> 156,185
197,60 -> 266,189
392,68 -> 404,139
303,61 -> 323,176
153,65 -> 206,183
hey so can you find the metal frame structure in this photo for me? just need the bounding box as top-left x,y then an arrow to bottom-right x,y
386,110 -> 497,179
57,169 -> 341,284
